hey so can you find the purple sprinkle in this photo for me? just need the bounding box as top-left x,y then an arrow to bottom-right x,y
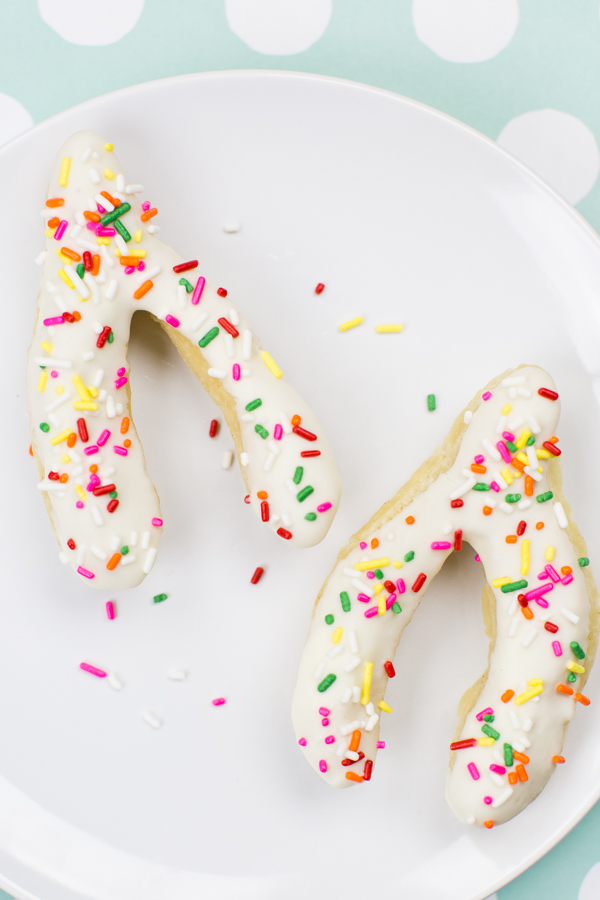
385,593 -> 396,610
96,203 -> 106,214
86,221 -> 98,231
95,226 -> 116,237
561,572 -> 574,586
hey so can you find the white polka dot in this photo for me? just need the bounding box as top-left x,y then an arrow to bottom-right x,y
579,862 -> 600,900
0,94 -> 33,147
225,0 -> 332,55
37,0 -> 145,46
412,0 -> 519,63
497,109 -> 600,205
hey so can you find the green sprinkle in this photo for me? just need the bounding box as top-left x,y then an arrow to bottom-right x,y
391,601 -> 403,613
245,398 -> 262,412
340,591 -> 351,612
317,673 -> 336,693
482,714 -> 495,723
120,546 -> 129,555
107,330 -> 114,343
114,219 -> 131,242
570,641 -> 586,659
504,743 -> 513,766
427,394 -> 436,411
324,614 -> 334,625
526,435 -> 536,446
501,579 -> 528,593
579,557 -> 590,567
374,569 -> 383,580
109,490 -> 118,499
567,671 -> 577,683
293,466 -> 303,485
304,512 -> 317,521
481,724 -> 499,740
505,441 -> 518,454
536,491 -> 553,503
505,493 -> 522,503
297,485 -> 314,502
404,550 -> 415,563
198,326 -> 219,348
179,277 -> 194,293
76,263 -> 85,279
153,593 -> 168,603
255,424 -> 269,439
39,422 -> 50,433
473,483 -> 491,491
99,201 -> 131,226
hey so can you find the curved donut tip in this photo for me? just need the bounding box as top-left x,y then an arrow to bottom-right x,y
292,364 -> 598,826
27,131 -> 342,589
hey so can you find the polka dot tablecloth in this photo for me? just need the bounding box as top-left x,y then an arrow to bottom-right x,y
3,1 -> 600,898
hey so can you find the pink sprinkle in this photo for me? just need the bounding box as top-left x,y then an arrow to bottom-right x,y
88,473 -> 100,488
87,221 -> 98,231
545,565 -> 560,583
475,554 -> 481,562
483,795 -> 493,805
232,363 -> 240,381
360,542 -> 367,550
319,707 -> 330,716
165,315 -> 180,328
385,593 -> 397,610
496,441 -> 511,463
319,759 -> 327,773
561,572 -> 574,586
490,482 -> 500,492
152,517 -> 163,527
77,566 -> 94,579
136,261 -> 145,271
468,763 -> 480,780
142,201 -> 151,211
357,593 -> 370,603
96,204 -> 106,214
51,370 -> 58,378
212,698 -> 226,706
321,718 -> 329,726
76,500 -> 84,509
84,445 -> 99,456
273,423 -> 283,440
191,275 -> 206,305
376,741 -> 385,749
502,431 -> 515,442
490,764 -> 506,775
113,446 -> 128,456
552,641 -> 563,656
396,578 -> 406,594
317,502 -> 332,513
482,392 -> 492,401
538,570 -> 550,580
106,601 -> 115,620
97,429 -> 111,447
298,737 -> 307,746
535,597 -> 549,608
476,707 -> 493,721
525,582 -> 553,601
325,735 -> 335,744
366,571 -> 375,580
114,376 -> 128,389
54,220 -> 67,240
43,316 -> 64,326
124,266 -> 135,275
364,606 -> 378,618
117,367 -> 126,377
96,227 -> 116,237
431,541 -> 452,550
474,455 -> 484,464
80,662 -> 106,677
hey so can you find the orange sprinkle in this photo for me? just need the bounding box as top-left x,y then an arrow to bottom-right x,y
406,516 -> 415,525
575,693 -> 591,706
29,444 -> 33,456
345,771 -> 363,783
522,606 -> 533,620
513,751 -> 529,764
501,689 -> 514,703
123,439 -> 131,448
291,414 -> 301,426
371,538 -> 379,550
349,730 -> 361,752
524,475 -> 533,496
549,435 -> 559,444
511,456 -> 525,473
84,210 -> 101,222
120,256 -> 140,266
516,764 -> 528,782
552,755 -> 565,764
67,432 -> 77,448
508,772 -> 518,785
471,464 -> 486,474
140,207 -> 158,222
561,566 -> 572,575
60,247 -> 81,262
46,197 -> 64,208
100,190 -> 120,207
257,491 -> 268,499
133,280 -> 153,300
106,553 -> 121,571
72,310 -> 81,321
120,416 -> 130,434
89,464 -> 98,474
483,506 -> 492,516
48,216 -> 60,228
557,684 -> 573,695
506,535 -> 517,543
59,473 -> 68,483
536,521 -> 544,530
483,821 -> 494,829
91,253 -> 100,276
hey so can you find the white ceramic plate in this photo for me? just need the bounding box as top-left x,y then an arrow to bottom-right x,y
2,70 -> 600,900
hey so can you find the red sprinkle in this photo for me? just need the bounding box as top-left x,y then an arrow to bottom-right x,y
450,499 -> 464,508
251,567 -> 264,584
293,425 -> 317,442
48,471 -> 60,480
261,501 -> 270,522
517,520 -> 527,536
450,739 -> 477,751
383,580 -> 396,593
544,621 -> 558,633
63,311 -> 75,323
172,260 -> 198,273
218,316 -> 239,338
363,759 -> 373,781
538,387 -> 559,401
543,441 -> 561,456
92,483 -> 116,496
517,594 -> 528,607
412,572 -> 427,593
341,751 -> 364,767
454,529 -> 462,552
83,250 -> 93,271
107,499 -> 119,513
97,326 -> 112,348
77,417 -> 89,442
243,494 -> 251,504
217,287 -> 228,297
315,283 -> 325,294
67,538 -> 76,550
301,450 -> 321,457
277,527 -> 293,540
209,419 -> 218,438
383,661 -> 395,678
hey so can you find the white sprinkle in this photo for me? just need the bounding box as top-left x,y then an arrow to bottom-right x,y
91,546 -> 108,561
492,787 -> 514,809
449,478 -> 476,501
349,630 -> 359,654
125,184 -> 144,194
495,416 -> 506,434
314,662 -> 325,679
267,440 -> 281,456
106,395 -> 116,419
345,750 -> 360,761
95,193 -> 114,212
47,413 -> 61,428
442,523 -> 453,535
83,351 -> 95,362
34,357 -> 72,369
35,250 -> 47,266
492,749 -> 504,766
130,531 -> 138,547
512,740 -> 525,752
208,368 -> 226,379
508,709 -> 521,730
105,279 -> 118,300
109,535 -> 121,552
191,313 -> 208,332
482,438 -> 501,462
240,452 -> 248,466
502,375 -> 526,387
463,410 -> 473,425
336,743 -> 349,757
107,673 -> 123,691
553,501 -> 568,529
224,333 -> 235,359
142,531 -> 151,550
89,168 -> 101,184
263,452 -> 275,472
116,173 -> 125,192
270,514 -> 280,525
51,292 -> 68,313
489,772 -> 505,787
93,321 -> 104,335
352,579 -> 374,597
81,146 -> 92,163
507,595 -> 519,616
45,391 -> 72,413
242,330 -> 253,360
518,734 -> 531,749
143,547 -> 158,574
229,308 -> 240,326
147,225 -> 160,234
466,817 -> 475,825
222,450 -> 234,469
70,225 -> 82,239
120,554 -> 137,566
517,388 -> 531,398
223,222 -> 241,233
526,446 -> 538,470
343,567 -> 357,577
499,502 -> 514,514
93,369 -> 105,388
365,713 -> 379,732
508,615 -> 519,638
352,686 -> 361,703
169,670 -> 187,681
340,720 -> 360,736
143,711 -> 162,729
145,265 -> 161,280
344,657 -> 361,672
114,234 -> 128,255
493,471 -> 508,490
521,627 -> 538,648
508,417 -> 525,432
508,387 -> 517,399
284,478 -> 296,494
529,416 -> 541,435
91,505 -> 104,527
341,687 -> 352,703
522,718 -> 533,732
241,368 -> 250,377
38,480 -> 66,493
561,607 -> 580,625
517,499 -> 531,511
100,244 -> 114,269
387,533 -> 394,541
523,466 -> 542,483
83,273 -> 100,304
98,390 -> 107,402
281,510 -> 292,528
76,544 -> 86,565
327,645 -> 344,659
178,284 -> 187,308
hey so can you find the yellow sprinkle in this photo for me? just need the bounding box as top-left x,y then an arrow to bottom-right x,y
72,374 -> 91,402
38,372 -> 48,392
521,539 -> 530,576
73,401 -> 99,411
392,560 -> 403,569
501,404 -> 512,416
478,737 -> 495,747
516,452 -> 528,464
339,316 -> 363,332
134,229 -> 143,243
354,558 -> 390,571
515,684 -> 544,705
45,227 -> 57,238
515,430 -> 532,450
545,545 -> 555,561
104,169 -> 115,180
528,678 -> 544,686
56,385 -> 64,395
87,385 -> 99,398
61,454 -> 71,464
58,268 -> 74,289
378,700 -> 392,712
39,340 -> 53,353
96,236 -> 110,245
56,248 -> 71,265
512,470 -> 522,479
373,582 -> 384,595
75,484 -> 86,501
377,595 -> 386,615
492,577 -> 511,588
536,448 -> 552,459
567,661 -> 585,674
126,248 -> 147,258
58,157 -> 71,187
332,627 -> 343,644
501,468 -> 513,485
49,429 -> 73,446
114,248 -> 121,257
104,142 -> 114,151
361,661 -> 373,705
261,351 -> 283,378
375,324 -> 403,333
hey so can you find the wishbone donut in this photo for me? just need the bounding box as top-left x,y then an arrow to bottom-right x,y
27,131 -> 341,590
292,365 -> 598,828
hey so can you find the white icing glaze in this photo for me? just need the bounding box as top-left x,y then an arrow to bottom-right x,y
292,366 -> 595,827
27,132 -> 341,589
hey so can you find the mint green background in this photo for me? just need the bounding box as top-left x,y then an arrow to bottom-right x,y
2,2 -> 599,898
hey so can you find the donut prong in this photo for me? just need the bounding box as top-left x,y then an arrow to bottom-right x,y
292,365 -> 598,827
28,131 -> 341,589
